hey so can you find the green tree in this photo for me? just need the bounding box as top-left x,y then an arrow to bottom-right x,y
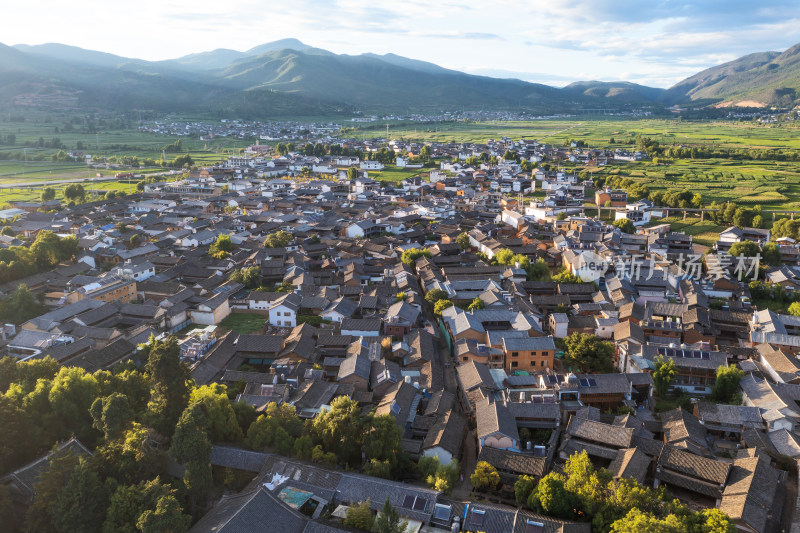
0,485 -> 17,533
137,494 -> 191,533
345,500 -> 374,530
652,355 -> 676,398
420,145 -> 431,162
373,497 -> 408,533
51,459 -> 109,533
466,298 -> 485,311
728,240 -> 760,258
144,335 -> 189,438
294,434 -> 314,459
347,167 -> 360,180
612,218 -> 635,234
425,289 -> 449,304
789,302 -> 800,316
528,472 -> 578,519
309,396 -> 363,466
433,299 -> 454,316
609,509 -> 682,533
90,392 -> 134,441
712,366 -> 745,404
563,333 -> 615,373
514,475 -> 536,505
527,258 -> 551,281
64,184 -> 86,202
0,284 -> 46,325
169,404 -> 212,512
264,230 -> 292,248
26,447 -> 82,532
401,248 -> 430,267
470,461 -> 500,491
48,366 -> 101,445
188,384 -> 243,442
41,187 -> 56,202
364,459 -> 393,479
761,242 -> 781,266
456,232 -> 471,251
363,414 -> 402,470
209,233 -> 233,259
230,266 -> 261,288
423,458 -> 459,493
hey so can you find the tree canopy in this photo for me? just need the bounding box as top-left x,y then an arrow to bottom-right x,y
563,333 -> 615,373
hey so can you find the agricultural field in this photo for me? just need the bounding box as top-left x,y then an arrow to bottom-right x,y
352,118 -> 800,150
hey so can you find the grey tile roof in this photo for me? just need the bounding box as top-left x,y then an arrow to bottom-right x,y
565,416 -> 634,448
476,399 -> 519,442
335,472 -> 439,523
477,445 -> 547,478
720,452 -> 780,533
608,447 -> 650,484
657,444 -> 731,487
457,361 -> 496,392
423,411 -> 466,456
337,354 -> 371,381
235,334 -> 285,354
502,336 -> 556,352
189,487 -> 308,533
210,446 -> 272,473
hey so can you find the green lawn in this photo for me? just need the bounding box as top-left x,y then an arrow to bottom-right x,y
218,313 -> 267,334
368,165 -> 426,183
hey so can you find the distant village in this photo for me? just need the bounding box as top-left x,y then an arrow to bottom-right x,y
1,132 -> 797,533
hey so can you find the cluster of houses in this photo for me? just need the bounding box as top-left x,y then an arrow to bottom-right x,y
3,143 -> 800,533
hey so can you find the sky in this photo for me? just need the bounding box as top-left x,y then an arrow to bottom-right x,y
5,1 -> 800,87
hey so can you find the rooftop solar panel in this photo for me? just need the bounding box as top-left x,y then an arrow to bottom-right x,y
413,498 -> 427,512
402,495 -> 415,509
588,378 -> 597,387
471,510 -> 485,527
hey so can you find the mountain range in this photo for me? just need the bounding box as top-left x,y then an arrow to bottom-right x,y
3,39 -> 800,118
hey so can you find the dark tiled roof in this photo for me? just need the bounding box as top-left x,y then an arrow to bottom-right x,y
236,334 -> 285,354
477,446 -> 547,478
608,447 -> 650,484
423,411 -> 466,456
657,444 -> 730,487
210,446 -> 272,473
189,487 -> 308,533
565,416 -> 634,448
476,399 -> 519,442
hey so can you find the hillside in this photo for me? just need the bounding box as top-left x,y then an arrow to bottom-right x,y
665,47 -> 800,107
562,81 -> 666,103
13,37 -> 800,116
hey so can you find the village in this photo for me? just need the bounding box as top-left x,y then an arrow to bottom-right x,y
0,133 -> 797,533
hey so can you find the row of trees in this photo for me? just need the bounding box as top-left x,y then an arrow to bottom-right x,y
243,395 -> 411,481
514,450 -> 735,532
0,334 -> 207,531
0,230 -> 79,286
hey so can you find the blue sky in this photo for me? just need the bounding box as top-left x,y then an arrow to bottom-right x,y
6,0 -> 800,87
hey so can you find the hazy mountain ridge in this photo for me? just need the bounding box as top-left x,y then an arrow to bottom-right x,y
4,38 -> 800,117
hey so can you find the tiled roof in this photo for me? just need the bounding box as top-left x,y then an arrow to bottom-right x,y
477,446 -> 547,478
423,411 -> 466,456
476,399 -> 519,442
608,447 -> 650,484
657,444 -> 730,486
565,416 -> 634,448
